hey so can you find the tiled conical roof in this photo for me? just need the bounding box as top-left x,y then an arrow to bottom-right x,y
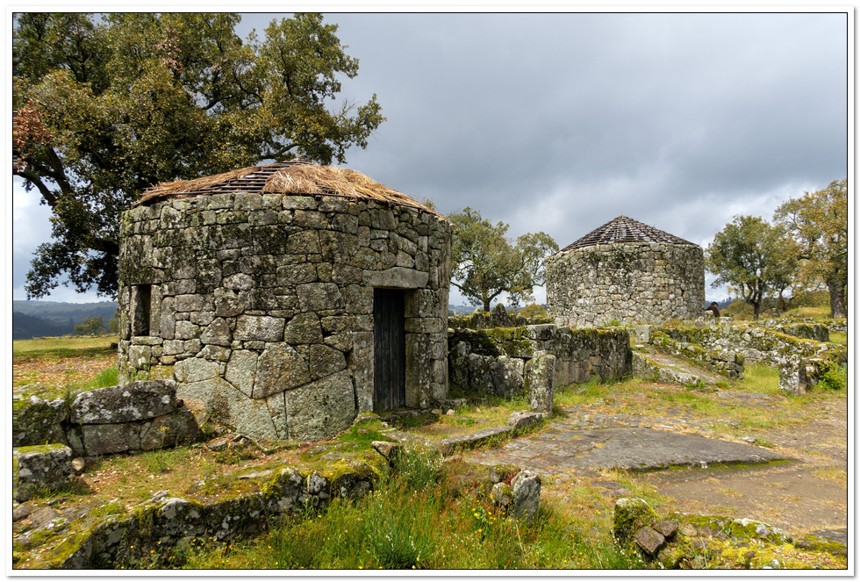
560,215 -> 696,252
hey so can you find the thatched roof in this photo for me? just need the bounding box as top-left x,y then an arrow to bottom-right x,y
560,215 -> 697,252
135,161 -> 438,215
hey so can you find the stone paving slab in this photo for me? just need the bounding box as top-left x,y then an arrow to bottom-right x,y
466,427 -> 782,475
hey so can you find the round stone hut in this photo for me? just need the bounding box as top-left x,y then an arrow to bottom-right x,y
117,161 -> 451,441
545,215 -> 704,328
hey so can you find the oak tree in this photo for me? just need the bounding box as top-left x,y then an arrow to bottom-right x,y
13,13 -> 384,298
774,179 -> 848,318
449,208 -> 558,312
705,215 -> 797,319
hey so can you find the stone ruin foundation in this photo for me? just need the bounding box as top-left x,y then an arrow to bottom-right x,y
117,162 -> 451,442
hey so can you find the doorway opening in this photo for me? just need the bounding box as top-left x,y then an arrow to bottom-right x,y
373,288 -> 406,411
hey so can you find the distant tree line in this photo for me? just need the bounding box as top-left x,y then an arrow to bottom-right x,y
706,179 -> 847,320
13,300 -> 118,339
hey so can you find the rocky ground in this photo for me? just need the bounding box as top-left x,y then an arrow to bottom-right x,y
464,382 -> 847,543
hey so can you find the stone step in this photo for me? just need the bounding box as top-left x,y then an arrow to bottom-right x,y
438,426 -> 512,456
632,350 -> 728,387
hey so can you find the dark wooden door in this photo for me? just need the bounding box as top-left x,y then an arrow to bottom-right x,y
373,289 -> 406,411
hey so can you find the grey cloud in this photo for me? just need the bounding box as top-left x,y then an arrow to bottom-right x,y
14,12 -> 847,302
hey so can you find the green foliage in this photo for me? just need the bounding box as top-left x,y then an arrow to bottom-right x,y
774,179 -> 848,318
817,362 -> 847,392
13,12 -> 384,298
705,215 -> 798,319
448,207 -> 559,312
73,315 -> 106,335
77,365 -> 119,390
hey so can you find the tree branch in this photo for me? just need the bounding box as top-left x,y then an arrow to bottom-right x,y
14,167 -> 58,206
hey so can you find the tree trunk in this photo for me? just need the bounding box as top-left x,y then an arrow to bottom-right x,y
828,280 -> 847,319
752,300 -> 761,320
482,297 -> 491,312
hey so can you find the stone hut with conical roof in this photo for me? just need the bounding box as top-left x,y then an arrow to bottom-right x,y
545,215 -> 704,328
117,161 -> 451,441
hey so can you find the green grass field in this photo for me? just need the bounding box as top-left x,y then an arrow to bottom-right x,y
13,334 -> 116,356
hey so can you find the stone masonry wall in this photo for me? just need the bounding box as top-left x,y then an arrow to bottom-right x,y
545,242 -> 705,328
448,324 -> 632,398
657,322 -> 847,369
12,380 -> 201,458
654,320 -> 847,393
118,193 -> 451,442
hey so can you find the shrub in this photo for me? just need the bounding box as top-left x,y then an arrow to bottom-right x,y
818,362 -> 847,391
392,446 -> 442,490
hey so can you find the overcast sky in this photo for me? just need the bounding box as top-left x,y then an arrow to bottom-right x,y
10,9 -> 849,305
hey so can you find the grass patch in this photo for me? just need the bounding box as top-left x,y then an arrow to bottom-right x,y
13,335 -> 117,397
812,466 -> 847,486
74,365 -> 119,391
338,418 -> 389,449
829,331 -> 846,345
181,448 -> 645,570
13,334 -> 116,357
404,397 -> 531,441
784,305 -> 832,321
735,364 -> 780,394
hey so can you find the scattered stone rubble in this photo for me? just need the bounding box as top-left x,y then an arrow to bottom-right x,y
611,497 -> 844,569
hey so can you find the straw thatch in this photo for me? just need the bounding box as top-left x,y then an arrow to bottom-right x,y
136,166 -> 261,206
136,162 -> 438,215
262,165 -> 428,211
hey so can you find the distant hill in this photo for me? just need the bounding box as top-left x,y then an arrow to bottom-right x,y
12,312 -> 71,339
12,300 -> 118,340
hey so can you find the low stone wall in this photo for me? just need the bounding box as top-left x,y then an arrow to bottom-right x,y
758,321 -> 830,343
657,322 -> 846,368
828,321 -> 847,334
43,459 -> 382,569
650,321 -> 846,393
12,380 -> 201,458
448,324 -> 632,400
13,395 -> 67,448
647,330 -> 745,380
612,497 -> 809,569
449,304 -> 551,330
631,352 -> 723,386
